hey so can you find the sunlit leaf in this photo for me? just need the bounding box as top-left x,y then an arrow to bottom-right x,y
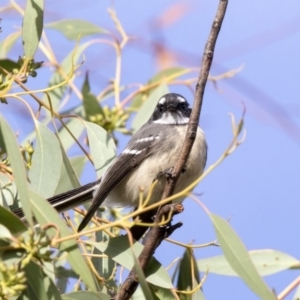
150,285 -> 176,300
0,114 -> 32,225
82,73 -> 103,121
85,121 -> 116,177
22,0 -> 44,57
132,249 -> 156,300
0,59 -> 20,75
21,261 -> 62,300
62,291 -> 110,300
210,214 -> 277,300
58,118 -> 86,152
0,173 -> 18,208
0,31 -> 21,58
29,190 -> 99,292
29,121 -> 62,198
0,224 -> 12,239
197,249 -> 300,277
86,235 -> 173,289
131,83 -> 169,133
0,206 -> 26,234
176,248 -> 201,300
43,43 -> 90,110
46,19 -> 107,40
131,67 -> 187,109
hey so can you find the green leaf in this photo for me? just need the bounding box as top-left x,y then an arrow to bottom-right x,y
85,121 -> 116,177
0,206 -> 26,234
0,31 -> 21,58
42,43 -> 90,110
0,59 -> 20,75
22,0 -> 44,57
176,248 -> 201,300
0,173 -> 18,207
82,73 -> 103,120
62,291 -> 110,300
54,151 -> 82,194
130,67 -> 186,109
29,121 -> 62,198
293,284 -> 300,300
132,249 -> 156,300
0,224 -> 12,239
86,235 -> 173,289
197,249 -> 300,277
91,213 -> 116,287
21,261 -> 62,300
0,114 -> 32,226
150,285 -> 175,300
58,118 -> 86,152
29,190 -> 99,292
46,19 -> 107,40
210,214 -> 277,300
131,83 -> 169,133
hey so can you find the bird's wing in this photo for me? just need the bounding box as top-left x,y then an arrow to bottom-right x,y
78,124 -> 161,231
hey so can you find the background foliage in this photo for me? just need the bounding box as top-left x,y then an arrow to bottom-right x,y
0,0 -> 300,299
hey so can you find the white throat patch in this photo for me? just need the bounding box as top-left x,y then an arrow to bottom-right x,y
153,112 -> 189,125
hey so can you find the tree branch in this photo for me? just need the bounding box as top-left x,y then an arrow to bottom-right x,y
115,1 -> 228,298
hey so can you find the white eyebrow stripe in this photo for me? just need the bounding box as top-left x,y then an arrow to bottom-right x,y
158,97 -> 166,104
177,96 -> 187,103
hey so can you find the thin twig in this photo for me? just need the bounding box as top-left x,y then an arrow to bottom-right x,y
115,1 -> 228,299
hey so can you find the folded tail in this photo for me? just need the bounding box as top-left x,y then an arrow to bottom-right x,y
12,179 -> 101,219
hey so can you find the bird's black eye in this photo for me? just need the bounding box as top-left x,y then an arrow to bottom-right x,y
157,104 -> 164,112
180,102 -> 188,111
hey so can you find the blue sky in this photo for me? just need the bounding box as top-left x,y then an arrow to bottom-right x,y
2,0 -> 300,298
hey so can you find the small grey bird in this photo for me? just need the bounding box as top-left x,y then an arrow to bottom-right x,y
13,93 -> 207,233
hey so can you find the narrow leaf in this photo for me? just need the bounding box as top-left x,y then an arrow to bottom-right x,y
210,214 -> 277,300
29,190 -> 99,292
22,261 -> 62,300
29,121 -> 62,198
0,206 -> 26,234
0,114 -> 32,225
62,291 -> 110,300
86,235 -> 173,289
82,73 -> 103,121
85,121 -> 116,177
197,249 -> 300,277
22,0 -> 44,57
46,19 -> 107,40
131,83 -> 169,133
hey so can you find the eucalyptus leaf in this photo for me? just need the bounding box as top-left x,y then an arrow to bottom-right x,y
131,83 -> 169,133
86,235 -> 173,289
197,249 -> 300,276
82,73 -> 103,120
0,206 -> 27,234
62,291 -> 110,300
176,248 -> 201,300
22,0 -> 44,57
29,121 -> 62,198
0,31 -> 20,58
85,121 -> 116,177
46,19 -> 107,40
21,261 -> 62,300
29,190 -> 99,292
130,67 -> 187,109
0,114 -> 32,225
58,118 -> 86,152
210,214 -> 277,300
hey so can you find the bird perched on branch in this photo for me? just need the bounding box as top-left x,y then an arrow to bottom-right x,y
13,93 -> 207,236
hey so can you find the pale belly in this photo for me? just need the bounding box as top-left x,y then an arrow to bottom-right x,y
103,127 -> 207,208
